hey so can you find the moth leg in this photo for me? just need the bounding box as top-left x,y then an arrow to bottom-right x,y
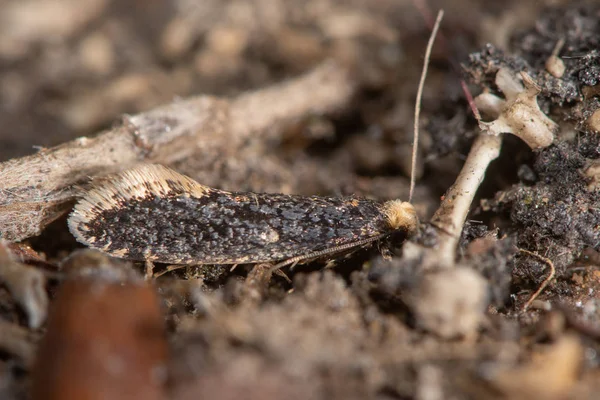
274,269 -> 292,284
241,264 -> 273,302
145,260 -> 155,280
288,260 -> 300,271
153,264 -> 187,278
229,264 -> 239,272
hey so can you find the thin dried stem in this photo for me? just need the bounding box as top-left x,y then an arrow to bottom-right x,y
410,10 -> 444,202
460,80 -> 481,121
519,249 -> 556,311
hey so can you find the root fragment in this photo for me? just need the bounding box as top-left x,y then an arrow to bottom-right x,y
519,249 -> 556,312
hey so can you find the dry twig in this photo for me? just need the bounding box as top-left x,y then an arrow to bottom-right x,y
425,68 -> 558,269
0,61 -> 357,241
475,69 -> 557,149
427,134 -> 502,268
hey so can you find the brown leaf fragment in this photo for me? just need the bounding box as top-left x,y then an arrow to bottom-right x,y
30,277 -> 168,400
59,248 -> 140,282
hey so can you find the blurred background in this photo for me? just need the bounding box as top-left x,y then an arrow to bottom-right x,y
0,0 -> 567,161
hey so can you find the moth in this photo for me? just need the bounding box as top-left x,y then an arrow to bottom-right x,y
68,164 -> 418,270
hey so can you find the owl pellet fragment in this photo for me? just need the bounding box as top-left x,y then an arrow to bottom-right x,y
68,164 -> 418,267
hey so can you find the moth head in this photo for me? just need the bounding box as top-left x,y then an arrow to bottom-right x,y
381,200 -> 418,235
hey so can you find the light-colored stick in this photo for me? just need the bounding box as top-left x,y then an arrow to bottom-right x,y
428,133 -> 502,268
0,61 -> 356,241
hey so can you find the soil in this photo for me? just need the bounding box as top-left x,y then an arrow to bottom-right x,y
1,0 -> 600,399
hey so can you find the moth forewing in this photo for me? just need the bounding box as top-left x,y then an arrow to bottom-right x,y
68,164 -> 418,267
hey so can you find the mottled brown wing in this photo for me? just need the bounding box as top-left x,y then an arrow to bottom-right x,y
69,164 -> 393,265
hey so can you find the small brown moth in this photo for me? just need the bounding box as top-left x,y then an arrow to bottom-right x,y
68,164 -> 418,270
67,11 -> 446,273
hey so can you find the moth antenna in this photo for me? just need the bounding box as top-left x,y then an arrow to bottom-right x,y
409,10 -> 444,202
